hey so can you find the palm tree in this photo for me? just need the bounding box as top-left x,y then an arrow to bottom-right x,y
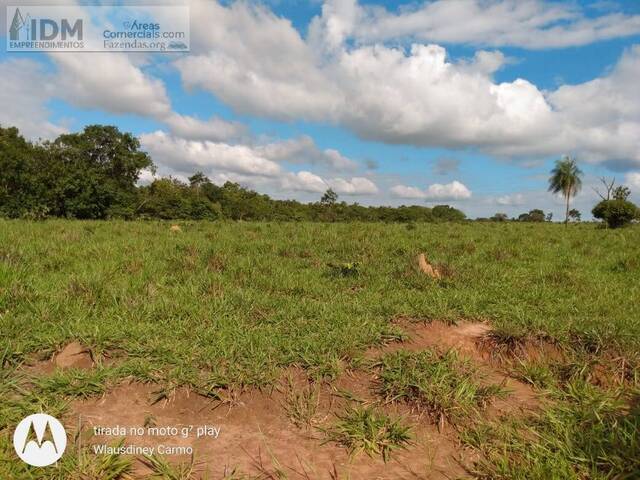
548,156 -> 583,225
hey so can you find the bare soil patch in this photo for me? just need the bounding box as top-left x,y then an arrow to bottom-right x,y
372,320 -> 540,414
28,341 -> 94,374
68,381 -> 469,479
61,320 -> 541,478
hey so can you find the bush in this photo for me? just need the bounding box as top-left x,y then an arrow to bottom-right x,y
592,199 -> 638,229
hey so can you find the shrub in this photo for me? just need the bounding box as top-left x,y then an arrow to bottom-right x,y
592,199 -> 638,229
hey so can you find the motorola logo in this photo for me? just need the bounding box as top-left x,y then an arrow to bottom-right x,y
13,414 -> 67,467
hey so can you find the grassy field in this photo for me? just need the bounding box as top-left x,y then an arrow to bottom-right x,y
1,220 -> 639,479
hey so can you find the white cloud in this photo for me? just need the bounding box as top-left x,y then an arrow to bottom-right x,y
164,113 -> 247,142
50,53 -> 172,118
390,185 -> 429,199
177,0 -> 342,121
625,172 -> 640,191
391,181 -> 472,201
139,131 -> 282,178
138,131 -> 375,197
328,177 -> 379,195
424,181 -> 472,200
496,193 -> 526,206
311,0 -> 640,50
281,171 -> 327,193
257,135 -> 357,171
173,1 -> 640,169
0,59 -> 65,139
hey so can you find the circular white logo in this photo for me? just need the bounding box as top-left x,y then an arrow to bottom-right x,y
13,414 -> 67,467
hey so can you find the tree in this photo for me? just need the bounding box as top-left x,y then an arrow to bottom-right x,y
548,156 -> 583,225
320,188 -> 338,205
593,177 -> 616,201
432,205 -> 466,221
48,125 -> 154,218
0,126 -> 46,218
592,198 -> 638,229
613,185 -> 631,201
546,212 -> 553,222
491,213 -> 508,222
568,209 -> 581,222
518,209 -> 546,222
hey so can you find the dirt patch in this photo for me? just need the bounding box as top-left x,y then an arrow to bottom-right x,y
28,341 -> 94,374
370,320 -> 540,415
371,320 -> 492,361
69,380 -> 470,479
478,332 -> 565,364
63,322 -> 541,478
55,341 -> 93,369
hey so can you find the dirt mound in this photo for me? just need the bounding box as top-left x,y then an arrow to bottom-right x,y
416,253 -> 441,279
371,320 -> 540,414
28,341 -> 94,374
69,381 -> 469,479
54,341 -> 93,369
373,320 -> 491,360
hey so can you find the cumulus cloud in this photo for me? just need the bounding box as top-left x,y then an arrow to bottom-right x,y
139,131 -> 282,178
328,177 -> 379,195
424,181 -> 473,200
164,113 -> 247,142
257,135 -> 357,171
625,172 -> 640,191
0,59 -> 65,139
390,185 -> 429,199
172,1 -> 640,169
496,193 -> 526,206
310,0 -> 640,50
50,53 -> 172,118
138,131 -> 376,197
177,0 -> 342,121
281,171 -> 328,193
391,181 -> 472,201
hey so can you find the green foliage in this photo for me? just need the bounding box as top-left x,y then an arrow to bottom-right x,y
320,188 -> 338,205
0,125 -> 468,222
324,406 -> 412,462
568,208 -> 581,222
463,382 -> 640,479
518,209 -> 546,222
592,199 -> 639,228
328,261 -> 360,277
613,185 -> 631,201
0,124 -> 152,219
548,156 -> 583,224
137,178 -> 222,220
375,349 -> 507,423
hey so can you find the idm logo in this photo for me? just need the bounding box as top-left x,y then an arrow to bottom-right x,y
9,7 -> 82,42
13,414 -> 67,467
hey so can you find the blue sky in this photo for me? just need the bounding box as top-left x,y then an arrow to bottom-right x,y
2,0 -> 640,218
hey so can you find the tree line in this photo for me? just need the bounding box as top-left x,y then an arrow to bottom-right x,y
0,125 -> 466,223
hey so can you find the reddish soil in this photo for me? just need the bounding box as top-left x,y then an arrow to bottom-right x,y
369,320 -> 540,414
28,341 -> 94,374
60,320 -> 540,479
68,381 -> 470,479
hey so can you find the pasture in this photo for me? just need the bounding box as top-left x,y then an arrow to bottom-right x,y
1,220 -> 639,479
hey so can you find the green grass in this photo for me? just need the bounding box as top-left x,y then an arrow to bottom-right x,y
375,349 -> 507,424
462,381 -> 640,479
324,406 -> 412,461
1,220 -> 639,477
